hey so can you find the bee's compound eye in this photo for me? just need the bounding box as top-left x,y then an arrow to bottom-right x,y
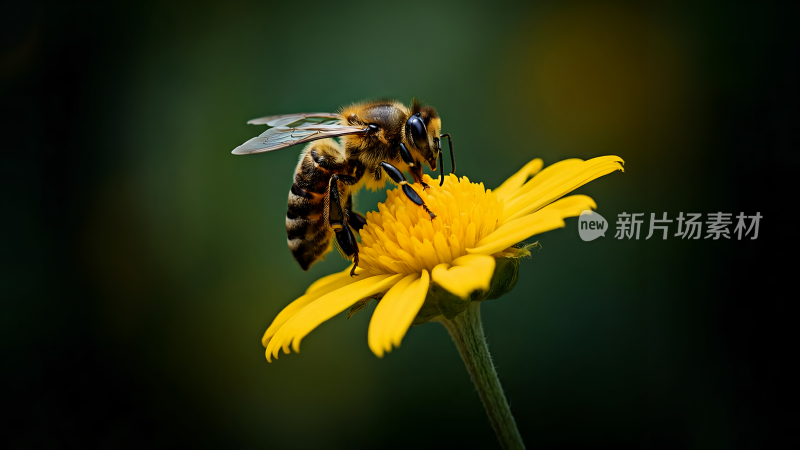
406,115 -> 428,149
368,124 -> 380,133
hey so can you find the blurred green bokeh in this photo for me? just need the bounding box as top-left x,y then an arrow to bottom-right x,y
3,0 -> 789,448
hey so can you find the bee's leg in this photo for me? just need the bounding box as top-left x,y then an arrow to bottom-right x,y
339,227 -> 359,278
399,143 -> 430,190
348,210 -> 368,232
379,161 -> 436,219
411,166 -> 430,190
343,192 -> 367,233
349,211 -> 367,231
328,175 -> 360,277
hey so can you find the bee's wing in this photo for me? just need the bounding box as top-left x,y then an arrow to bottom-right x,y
246,112 -> 341,127
231,125 -> 368,155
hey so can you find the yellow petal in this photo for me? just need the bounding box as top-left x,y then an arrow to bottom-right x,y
501,156 -> 623,222
492,158 -> 543,201
468,211 -> 566,255
262,265 -> 358,347
389,272 -> 430,347
265,274 -> 403,360
536,195 -> 597,218
367,271 -> 430,357
469,195 -> 597,260
431,254 -> 495,299
305,264 -> 357,295
367,274 -> 418,357
501,158 -> 584,204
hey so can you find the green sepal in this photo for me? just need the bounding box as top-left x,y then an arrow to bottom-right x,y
410,280 -> 476,326
482,256 -> 521,300
411,293 -> 443,327
431,282 -> 473,319
347,298 -> 371,320
347,293 -> 384,320
410,242 -> 537,326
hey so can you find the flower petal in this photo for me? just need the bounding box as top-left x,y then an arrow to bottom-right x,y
265,274 -> 403,361
431,254 -> 495,299
388,272 -> 431,347
367,274 -> 418,357
536,194 -> 597,218
467,211 -> 566,255
501,156 -> 624,222
492,158 -> 543,201
367,270 -> 430,357
466,195 -> 596,257
500,158 -> 584,204
306,264 -> 369,294
262,265 -> 357,347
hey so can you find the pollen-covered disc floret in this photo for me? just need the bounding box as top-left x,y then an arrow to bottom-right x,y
358,174 -> 502,276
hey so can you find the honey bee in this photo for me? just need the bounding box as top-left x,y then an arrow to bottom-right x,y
232,99 -> 455,276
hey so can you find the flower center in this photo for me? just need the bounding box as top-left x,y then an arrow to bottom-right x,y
357,174 -> 504,276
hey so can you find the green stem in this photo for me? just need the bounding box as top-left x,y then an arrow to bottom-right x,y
439,302 -> 525,450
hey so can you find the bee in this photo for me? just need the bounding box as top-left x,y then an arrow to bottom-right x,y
231,99 -> 455,276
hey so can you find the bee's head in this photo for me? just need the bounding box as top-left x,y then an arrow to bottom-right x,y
405,100 -> 442,171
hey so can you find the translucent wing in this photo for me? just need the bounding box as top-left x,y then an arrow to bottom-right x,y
246,112 -> 341,127
232,111 -> 366,155
232,124 -> 368,155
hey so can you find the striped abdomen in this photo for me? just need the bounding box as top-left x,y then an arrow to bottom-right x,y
286,140 -> 354,270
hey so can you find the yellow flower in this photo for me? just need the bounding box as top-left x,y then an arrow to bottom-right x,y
262,156 -> 624,361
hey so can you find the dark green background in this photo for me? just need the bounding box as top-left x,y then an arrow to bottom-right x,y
2,1 -> 792,448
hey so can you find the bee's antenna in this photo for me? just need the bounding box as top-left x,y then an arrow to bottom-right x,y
440,133 -> 455,179
438,151 -> 445,186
